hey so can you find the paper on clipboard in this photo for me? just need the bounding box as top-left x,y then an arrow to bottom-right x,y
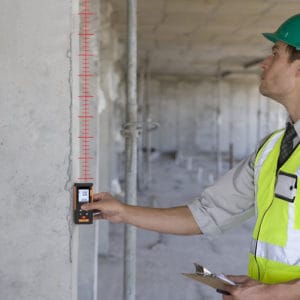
182,263 -> 236,291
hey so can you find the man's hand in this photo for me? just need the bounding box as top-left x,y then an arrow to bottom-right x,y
81,192 -> 127,223
222,275 -> 272,300
222,275 -> 300,300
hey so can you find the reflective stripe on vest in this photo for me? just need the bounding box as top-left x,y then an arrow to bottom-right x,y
254,130 -> 283,195
250,198 -> 300,266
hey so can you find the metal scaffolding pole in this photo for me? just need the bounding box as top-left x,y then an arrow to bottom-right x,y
137,66 -> 145,191
123,0 -> 137,300
144,61 -> 152,189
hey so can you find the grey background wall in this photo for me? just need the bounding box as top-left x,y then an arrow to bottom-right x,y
150,76 -> 286,159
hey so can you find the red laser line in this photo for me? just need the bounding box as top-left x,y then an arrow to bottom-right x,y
78,0 -> 95,182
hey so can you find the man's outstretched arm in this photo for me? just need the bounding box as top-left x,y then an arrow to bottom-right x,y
81,192 -> 201,235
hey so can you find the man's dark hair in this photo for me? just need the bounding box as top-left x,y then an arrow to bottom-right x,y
287,45 -> 300,62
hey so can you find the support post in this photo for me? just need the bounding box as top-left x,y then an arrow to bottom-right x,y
257,95 -> 262,143
144,60 -> 152,189
216,72 -> 223,177
137,66 -> 145,191
124,0 -> 137,299
228,85 -> 234,169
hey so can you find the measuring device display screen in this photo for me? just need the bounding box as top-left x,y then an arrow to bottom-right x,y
78,189 -> 90,203
74,183 -> 93,224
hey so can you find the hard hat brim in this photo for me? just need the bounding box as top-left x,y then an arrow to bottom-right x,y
262,32 -> 278,44
262,32 -> 300,50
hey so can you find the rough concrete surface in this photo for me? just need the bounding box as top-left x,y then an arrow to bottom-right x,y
0,1 -> 73,299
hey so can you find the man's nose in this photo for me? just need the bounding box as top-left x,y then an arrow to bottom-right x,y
260,55 -> 272,70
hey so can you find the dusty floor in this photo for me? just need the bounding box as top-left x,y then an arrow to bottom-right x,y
98,152 -> 255,300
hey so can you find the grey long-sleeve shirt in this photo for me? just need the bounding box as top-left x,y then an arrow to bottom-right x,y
187,154 -> 256,236
188,119 -> 300,236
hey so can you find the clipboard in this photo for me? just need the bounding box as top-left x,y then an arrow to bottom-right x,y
182,263 -> 236,291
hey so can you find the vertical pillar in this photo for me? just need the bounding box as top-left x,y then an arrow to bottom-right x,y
257,94 -> 262,143
124,0 -> 137,299
137,66 -> 145,191
228,84 -> 234,169
144,61 -> 152,189
216,72 -> 223,177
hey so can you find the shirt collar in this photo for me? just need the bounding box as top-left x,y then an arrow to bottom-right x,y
287,118 -> 300,138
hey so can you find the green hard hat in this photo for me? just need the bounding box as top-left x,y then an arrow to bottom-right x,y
263,14 -> 300,50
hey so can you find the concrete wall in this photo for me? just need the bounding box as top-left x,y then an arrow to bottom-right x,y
0,1 -> 73,299
150,75 -> 287,159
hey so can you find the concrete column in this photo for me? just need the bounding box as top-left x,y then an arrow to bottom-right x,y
0,1 -> 73,299
74,0 -> 100,299
216,77 -> 223,177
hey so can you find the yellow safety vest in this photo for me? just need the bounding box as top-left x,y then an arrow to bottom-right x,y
248,129 -> 300,284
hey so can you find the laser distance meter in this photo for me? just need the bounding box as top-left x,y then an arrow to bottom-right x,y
73,183 -> 93,224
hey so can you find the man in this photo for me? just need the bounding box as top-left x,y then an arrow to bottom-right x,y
82,14 -> 300,299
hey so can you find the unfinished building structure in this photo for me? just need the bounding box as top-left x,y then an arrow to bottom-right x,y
1,0 -> 300,300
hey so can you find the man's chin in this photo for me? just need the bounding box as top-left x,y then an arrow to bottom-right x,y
259,83 -> 272,97
259,86 -> 280,103
259,85 -> 268,97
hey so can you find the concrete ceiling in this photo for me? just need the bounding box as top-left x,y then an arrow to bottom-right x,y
109,0 -> 300,77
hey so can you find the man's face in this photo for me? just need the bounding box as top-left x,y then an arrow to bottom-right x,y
259,41 -> 299,103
